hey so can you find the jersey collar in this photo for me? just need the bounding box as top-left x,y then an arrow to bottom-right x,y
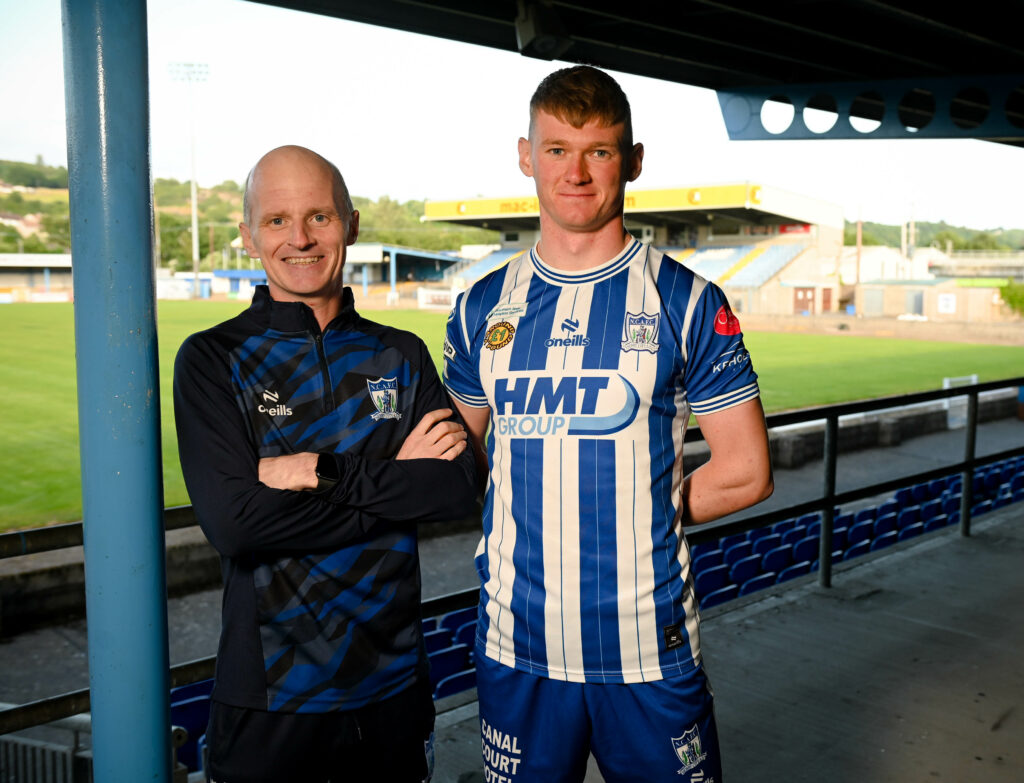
528,236 -> 644,287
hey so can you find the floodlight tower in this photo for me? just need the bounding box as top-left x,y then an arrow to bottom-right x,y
169,61 -> 208,297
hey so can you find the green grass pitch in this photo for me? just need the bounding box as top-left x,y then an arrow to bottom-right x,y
1,300 -> 1021,530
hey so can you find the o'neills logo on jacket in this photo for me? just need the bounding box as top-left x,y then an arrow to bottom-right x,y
258,389 -> 293,416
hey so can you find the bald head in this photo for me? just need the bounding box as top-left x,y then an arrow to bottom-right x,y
242,145 -> 353,227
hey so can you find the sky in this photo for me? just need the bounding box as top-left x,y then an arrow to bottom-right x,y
3,0 -> 1024,231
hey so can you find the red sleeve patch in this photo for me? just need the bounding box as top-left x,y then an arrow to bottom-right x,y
713,304 -> 742,336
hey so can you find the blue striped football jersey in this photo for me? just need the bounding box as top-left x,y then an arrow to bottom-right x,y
443,238 -> 760,683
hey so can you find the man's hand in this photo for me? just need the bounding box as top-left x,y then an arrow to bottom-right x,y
259,452 -> 318,491
396,408 -> 468,461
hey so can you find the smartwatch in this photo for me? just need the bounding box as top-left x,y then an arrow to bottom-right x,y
314,452 -> 340,493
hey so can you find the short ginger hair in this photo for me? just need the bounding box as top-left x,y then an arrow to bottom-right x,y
529,65 -> 633,149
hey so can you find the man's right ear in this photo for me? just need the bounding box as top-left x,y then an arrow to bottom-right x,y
518,137 -> 533,177
239,222 -> 258,259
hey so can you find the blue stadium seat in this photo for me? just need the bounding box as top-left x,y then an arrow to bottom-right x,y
761,545 -> 792,574
796,512 -> 820,528
747,526 -> 773,542
439,607 -> 477,635
895,487 -> 915,507
739,572 -> 777,596
723,541 -> 753,568
942,494 -> 961,516
729,554 -> 762,585
1011,473 -> 1024,494
806,520 -> 822,537
834,513 -> 854,530
692,550 -> 724,572
776,561 -> 811,583
424,628 -> 454,654
772,518 -> 797,535
898,523 -> 924,541
421,616 -> 438,634
720,532 -> 747,552
896,505 -> 920,529
752,533 -> 782,557
923,515 -> 948,533
843,540 -> 870,560
910,483 -> 929,504
877,500 -> 900,517
920,499 -> 942,521
873,513 -> 897,537
846,520 -> 873,547
454,620 -> 476,651
695,564 -> 731,597
831,526 -> 848,551
170,678 -> 214,703
853,507 -> 876,526
972,499 -> 993,516
870,531 -> 898,551
700,584 -> 739,609
927,478 -> 947,498
428,644 -> 471,690
781,526 -> 806,547
689,541 -> 718,561
434,668 -> 477,700
792,535 -> 818,564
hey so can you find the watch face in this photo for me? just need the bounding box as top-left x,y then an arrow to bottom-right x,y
316,452 -> 339,482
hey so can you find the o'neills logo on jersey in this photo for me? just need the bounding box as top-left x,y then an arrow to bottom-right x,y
367,377 -> 402,421
258,389 -> 293,417
546,317 -> 590,348
492,373 -> 639,437
621,312 -> 659,353
713,304 -> 742,336
484,321 -> 515,351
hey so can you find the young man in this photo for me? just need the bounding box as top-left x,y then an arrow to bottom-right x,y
443,67 -> 773,781
173,145 -> 478,782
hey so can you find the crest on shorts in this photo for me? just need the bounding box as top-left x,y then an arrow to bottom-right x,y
671,725 -> 707,775
621,312 -> 659,353
367,377 -> 402,421
484,321 -> 515,351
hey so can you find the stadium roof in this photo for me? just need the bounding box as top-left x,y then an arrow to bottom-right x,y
246,1 -> 1024,145
423,183 -> 845,233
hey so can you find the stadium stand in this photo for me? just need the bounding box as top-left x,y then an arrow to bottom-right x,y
683,245 -> 755,282
444,248 -> 522,283
721,242 -> 807,287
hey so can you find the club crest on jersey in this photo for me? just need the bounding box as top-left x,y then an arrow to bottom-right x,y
367,377 -> 402,421
671,725 -> 707,775
621,312 -> 659,353
484,321 -> 515,351
713,304 -> 742,336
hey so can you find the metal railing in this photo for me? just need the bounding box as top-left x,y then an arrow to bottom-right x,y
1,377 -> 1022,736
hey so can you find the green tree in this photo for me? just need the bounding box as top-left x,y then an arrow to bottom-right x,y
1001,281 -> 1024,316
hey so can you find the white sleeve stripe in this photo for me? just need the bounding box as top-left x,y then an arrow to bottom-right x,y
444,386 -> 489,407
689,383 -> 760,414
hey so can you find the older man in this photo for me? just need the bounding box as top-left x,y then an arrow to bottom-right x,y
173,145 -> 477,782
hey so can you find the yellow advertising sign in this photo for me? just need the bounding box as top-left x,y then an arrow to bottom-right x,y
423,184 -> 762,221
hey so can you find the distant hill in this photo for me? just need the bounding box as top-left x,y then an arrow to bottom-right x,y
845,219 -> 1023,252
1,158 -> 499,267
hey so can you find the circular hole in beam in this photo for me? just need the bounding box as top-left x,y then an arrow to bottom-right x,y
1005,84 -> 1024,129
803,93 -> 838,134
951,86 -> 990,129
898,88 -> 936,132
760,95 -> 795,134
849,91 -> 884,133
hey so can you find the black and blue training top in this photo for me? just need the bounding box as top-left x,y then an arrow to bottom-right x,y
173,285 -> 478,713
